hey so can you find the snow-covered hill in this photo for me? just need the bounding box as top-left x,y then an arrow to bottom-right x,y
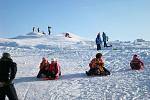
0,32 -> 150,100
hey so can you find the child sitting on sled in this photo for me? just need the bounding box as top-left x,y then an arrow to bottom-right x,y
86,53 -> 110,76
130,54 -> 144,70
47,58 -> 61,80
37,57 -> 50,78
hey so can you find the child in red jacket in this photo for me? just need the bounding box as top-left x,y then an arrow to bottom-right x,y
130,54 -> 144,70
37,57 -> 50,78
48,58 -> 61,79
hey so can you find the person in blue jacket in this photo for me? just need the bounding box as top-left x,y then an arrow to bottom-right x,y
96,32 -> 102,50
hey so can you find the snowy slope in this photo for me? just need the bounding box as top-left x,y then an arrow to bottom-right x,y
0,32 -> 150,100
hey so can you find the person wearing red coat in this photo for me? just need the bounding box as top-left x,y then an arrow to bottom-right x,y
130,54 -> 144,70
37,57 -> 49,78
48,58 -> 61,79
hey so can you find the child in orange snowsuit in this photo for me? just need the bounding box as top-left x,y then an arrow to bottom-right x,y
86,53 -> 110,76
130,54 -> 144,70
37,57 -> 50,78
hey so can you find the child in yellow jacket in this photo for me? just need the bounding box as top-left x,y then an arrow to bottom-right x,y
86,53 -> 110,76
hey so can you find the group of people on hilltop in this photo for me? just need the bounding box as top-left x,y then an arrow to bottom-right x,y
96,32 -> 112,50
33,26 -> 52,35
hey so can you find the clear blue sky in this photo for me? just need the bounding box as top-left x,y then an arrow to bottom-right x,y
0,0 -> 150,41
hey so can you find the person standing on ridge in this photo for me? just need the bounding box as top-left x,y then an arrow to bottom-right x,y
33,27 -> 35,32
37,27 -> 40,33
0,53 -> 18,100
48,26 -> 51,35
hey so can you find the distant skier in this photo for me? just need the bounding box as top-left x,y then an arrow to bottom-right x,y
37,57 -> 50,78
33,27 -> 35,32
130,54 -> 144,70
86,53 -> 110,76
0,53 -> 18,100
96,32 -> 102,50
48,26 -> 51,35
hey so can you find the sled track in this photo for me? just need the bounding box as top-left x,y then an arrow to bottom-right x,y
23,84 -> 32,100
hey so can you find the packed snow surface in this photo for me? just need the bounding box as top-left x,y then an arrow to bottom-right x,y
0,32 -> 150,100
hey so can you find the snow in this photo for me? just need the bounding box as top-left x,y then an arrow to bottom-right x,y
0,32 -> 150,100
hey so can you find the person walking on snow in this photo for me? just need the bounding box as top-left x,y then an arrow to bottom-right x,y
0,53 -> 18,100
96,32 -> 102,50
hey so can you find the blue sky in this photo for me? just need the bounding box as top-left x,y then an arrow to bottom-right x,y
0,0 -> 150,41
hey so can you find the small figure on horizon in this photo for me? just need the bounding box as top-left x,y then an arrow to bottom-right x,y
48,26 -> 51,35
33,27 -> 35,32
130,54 -> 144,70
96,32 -> 102,50
42,31 -> 46,35
37,27 -> 40,33
65,32 -> 71,38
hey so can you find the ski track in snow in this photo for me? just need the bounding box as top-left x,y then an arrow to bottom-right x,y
0,35 -> 150,100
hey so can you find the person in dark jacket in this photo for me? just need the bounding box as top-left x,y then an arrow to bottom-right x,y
48,26 -> 51,35
0,53 -> 18,100
33,27 -> 35,32
102,32 -> 107,47
96,32 -> 102,50
37,27 -> 40,33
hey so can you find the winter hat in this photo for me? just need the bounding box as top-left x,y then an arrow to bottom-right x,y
96,53 -> 102,58
2,52 -> 11,59
51,58 -> 57,62
133,54 -> 138,59
133,54 -> 137,57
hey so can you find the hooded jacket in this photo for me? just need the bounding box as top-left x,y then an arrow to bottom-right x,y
0,57 -> 17,82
